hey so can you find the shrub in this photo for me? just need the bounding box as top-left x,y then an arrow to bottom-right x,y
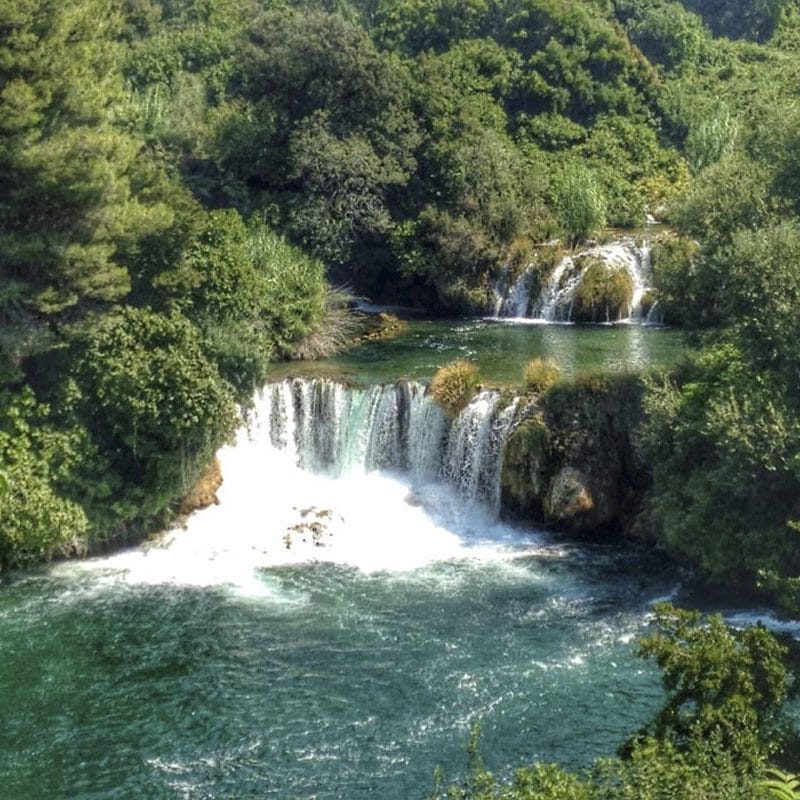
76,307 -> 236,501
573,262 -> 634,322
429,360 -> 480,417
522,358 -> 560,393
650,237 -> 700,325
0,388 -> 91,565
551,163 -> 607,248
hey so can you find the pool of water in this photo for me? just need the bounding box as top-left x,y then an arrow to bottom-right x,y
0,523 -> 671,799
0,317 -> 780,800
268,318 -> 686,386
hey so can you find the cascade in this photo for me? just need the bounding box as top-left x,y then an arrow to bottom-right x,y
494,238 -> 655,323
493,266 -> 534,318
250,378 -> 518,515
533,240 -> 652,322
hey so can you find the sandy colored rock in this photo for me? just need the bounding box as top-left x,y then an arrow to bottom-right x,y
545,467 -> 595,522
178,457 -> 222,515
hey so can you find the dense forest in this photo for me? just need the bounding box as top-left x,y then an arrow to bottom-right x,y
3,0 -> 800,794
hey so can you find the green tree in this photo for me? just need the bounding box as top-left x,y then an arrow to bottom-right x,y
634,603 -> 789,770
0,0 -> 167,322
75,307 -> 235,504
0,389 -> 91,565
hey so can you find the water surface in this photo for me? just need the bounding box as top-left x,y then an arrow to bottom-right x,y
269,318 -> 686,385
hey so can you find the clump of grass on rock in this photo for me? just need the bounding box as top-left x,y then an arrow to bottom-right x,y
430,360 -> 480,417
522,358 -> 560,393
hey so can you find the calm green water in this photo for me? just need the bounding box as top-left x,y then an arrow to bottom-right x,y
269,319 -> 686,385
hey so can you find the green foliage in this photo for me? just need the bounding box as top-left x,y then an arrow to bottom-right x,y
679,0 -> 793,42
247,223 -> 327,357
285,112 -> 400,264
594,734 -> 760,800
619,1 -> 710,72
550,163 -> 607,247
685,104 -> 739,173
572,262 -> 634,323
433,607 -> 790,799
154,209 -> 263,320
641,344 -> 800,593
370,0 -> 490,54
75,307 -> 236,500
650,237 -> 700,325
522,358 -> 560,393
0,0 -> 168,324
430,360 -> 480,417
634,603 -> 789,769
714,222 -> 800,378
760,768 -> 800,800
0,389 -> 90,565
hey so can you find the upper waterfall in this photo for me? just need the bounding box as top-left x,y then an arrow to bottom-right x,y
493,237 -> 656,324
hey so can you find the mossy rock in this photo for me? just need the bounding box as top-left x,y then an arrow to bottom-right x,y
572,261 -> 634,322
639,289 -> 658,318
429,360 -> 480,418
501,415 -> 551,517
544,467 -> 595,523
177,457 -> 222,515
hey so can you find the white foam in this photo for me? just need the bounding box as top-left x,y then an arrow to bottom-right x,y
725,611 -> 800,639
69,422 -> 544,595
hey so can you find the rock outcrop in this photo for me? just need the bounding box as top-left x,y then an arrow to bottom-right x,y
501,375 -> 651,537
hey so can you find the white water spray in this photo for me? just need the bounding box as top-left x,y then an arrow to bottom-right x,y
494,238 -> 655,324
73,379 -> 538,590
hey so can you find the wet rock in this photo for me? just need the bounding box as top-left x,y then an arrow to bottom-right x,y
545,467 -> 594,522
178,457 -> 222,515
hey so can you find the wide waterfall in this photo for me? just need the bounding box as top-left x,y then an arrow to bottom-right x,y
3,375 -> 789,800
250,378 -> 518,515
493,238 -> 655,323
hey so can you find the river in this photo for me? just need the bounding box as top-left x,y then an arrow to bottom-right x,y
0,321 -> 793,799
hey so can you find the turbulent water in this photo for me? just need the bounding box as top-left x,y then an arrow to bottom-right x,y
1,377 -> 792,799
254,379 -> 518,514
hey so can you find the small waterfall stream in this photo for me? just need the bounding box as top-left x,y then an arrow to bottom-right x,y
252,378 -> 518,516
494,238 -> 655,323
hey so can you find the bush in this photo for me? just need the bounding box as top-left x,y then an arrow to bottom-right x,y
551,163 -> 607,247
248,223 -> 327,357
522,358 -> 560,393
76,307 -> 236,500
573,262 -> 634,322
0,388 -> 91,565
650,237 -> 700,326
429,360 -> 480,417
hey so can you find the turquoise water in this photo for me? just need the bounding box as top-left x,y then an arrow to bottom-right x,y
0,319 -> 716,800
0,543 -> 672,799
268,319 -> 686,386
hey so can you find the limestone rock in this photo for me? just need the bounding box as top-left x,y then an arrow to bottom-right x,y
545,467 -> 594,523
178,457 -> 222,516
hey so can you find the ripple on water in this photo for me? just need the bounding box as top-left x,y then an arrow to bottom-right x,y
0,454 -> 679,800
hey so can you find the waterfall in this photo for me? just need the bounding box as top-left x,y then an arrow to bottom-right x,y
530,254 -> 581,321
494,238 -> 655,323
491,265 -> 534,318
250,378 -> 517,516
626,243 -> 651,320
443,392 -> 519,512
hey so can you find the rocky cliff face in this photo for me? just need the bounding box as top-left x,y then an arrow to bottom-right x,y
501,375 -> 652,537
